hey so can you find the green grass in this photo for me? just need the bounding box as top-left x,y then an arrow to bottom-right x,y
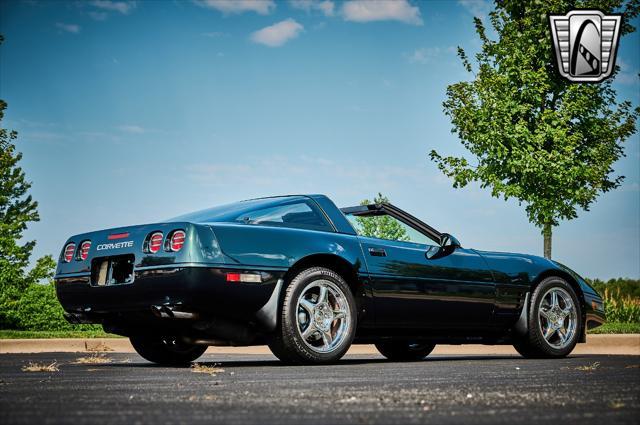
0,330 -> 121,339
587,322 -> 640,334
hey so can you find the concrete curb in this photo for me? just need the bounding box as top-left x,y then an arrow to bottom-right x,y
1,334 -> 638,355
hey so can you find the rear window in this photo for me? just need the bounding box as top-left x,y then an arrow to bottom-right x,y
170,198 -> 333,232
235,201 -> 332,232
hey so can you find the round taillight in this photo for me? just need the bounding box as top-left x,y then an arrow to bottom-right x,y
169,230 -> 186,252
79,241 -> 91,261
148,232 -> 163,254
63,242 -> 76,263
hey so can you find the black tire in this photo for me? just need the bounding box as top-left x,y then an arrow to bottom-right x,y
130,336 -> 207,366
375,341 -> 436,361
268,267 -> 357,365
513,276 -> 582,359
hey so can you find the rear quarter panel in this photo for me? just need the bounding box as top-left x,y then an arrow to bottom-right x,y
208,223 -> 366,272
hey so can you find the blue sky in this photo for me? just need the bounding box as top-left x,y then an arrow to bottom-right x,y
1,0 -> 638,279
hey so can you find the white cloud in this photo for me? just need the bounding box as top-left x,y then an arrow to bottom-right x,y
117,124 -> 145,134
458,0 -> 490,20
409,47 -> 440,64
314,0 -> 334,16
90,0 -> 137,15
88,11 -> 109,21
250,19 -> 304,47
194,0 -> 275,15
342,0 -> 422,25
201,31 -> 229,38
56,22 -> 80,34
185,156 -> 428,196
289,0 -> 335,17
21,131 -> 69,143
615,58 -> 639,86
408,46 -> 455,64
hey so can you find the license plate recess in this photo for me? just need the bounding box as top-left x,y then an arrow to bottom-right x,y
91,255 -> 135,286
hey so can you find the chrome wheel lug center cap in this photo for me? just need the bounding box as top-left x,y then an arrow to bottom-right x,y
313,304 -> 333,330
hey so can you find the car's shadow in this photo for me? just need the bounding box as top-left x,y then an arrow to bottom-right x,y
93,353 -> 599,369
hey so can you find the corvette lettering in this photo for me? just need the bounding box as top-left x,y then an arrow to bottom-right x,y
96,241 -> 134,251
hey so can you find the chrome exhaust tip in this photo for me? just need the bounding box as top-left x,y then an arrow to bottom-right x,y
151,305 -> 197,319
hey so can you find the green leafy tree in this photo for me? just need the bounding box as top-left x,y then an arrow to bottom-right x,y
16,281 -> 95,331
0,79 -> 56,327
355,193 -> 409,241
430,0 -> 640,259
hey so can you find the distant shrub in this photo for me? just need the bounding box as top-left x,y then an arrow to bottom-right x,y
600,287 -> 640,324
14,282 -> 101,332
585,278 -> 640,324
586,278 -> 640,299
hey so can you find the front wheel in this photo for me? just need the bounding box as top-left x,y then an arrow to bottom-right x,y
130,336 -> 207,366
375,341 -> 436,361
268,267 -> 357,364
513,277 -> 582,358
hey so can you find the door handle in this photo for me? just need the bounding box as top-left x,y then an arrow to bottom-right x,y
368,247 -> 387,257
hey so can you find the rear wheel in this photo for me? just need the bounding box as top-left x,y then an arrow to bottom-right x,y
130,336 -> 207,366
513,276 -> 582,358
375,341 -> 436,361
268,267 -> 356,364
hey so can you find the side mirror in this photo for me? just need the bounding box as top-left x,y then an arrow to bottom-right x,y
440,233 -> 461,249
425,233 -> 461,260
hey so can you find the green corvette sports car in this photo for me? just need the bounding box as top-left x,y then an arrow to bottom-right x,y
55,194 -> 605,365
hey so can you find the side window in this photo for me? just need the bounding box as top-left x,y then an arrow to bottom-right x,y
236,201 -> 332,232
346,213 -> 432,245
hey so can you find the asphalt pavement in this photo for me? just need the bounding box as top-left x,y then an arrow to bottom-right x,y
1,352 -> 638,425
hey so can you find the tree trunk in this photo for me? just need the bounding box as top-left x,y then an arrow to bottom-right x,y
543,223 -> 552,259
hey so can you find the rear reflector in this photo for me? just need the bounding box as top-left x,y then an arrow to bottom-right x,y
168,230 -> 186,252
63,243 -> 76,263
148,232 -> 163,254
226,272 -> 262,283
108,232 -> 130,240
79,241 -> 91,261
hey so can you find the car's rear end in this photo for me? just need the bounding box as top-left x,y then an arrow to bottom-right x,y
54,221 -> 283,340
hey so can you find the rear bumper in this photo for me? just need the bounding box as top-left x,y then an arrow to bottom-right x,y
55,265 -> 286,324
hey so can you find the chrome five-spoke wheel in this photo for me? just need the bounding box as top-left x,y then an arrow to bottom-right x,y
537,287 -> 577,350
267,267 -> 356,364
296,280 -> 351,353
513,276 -> 582,358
